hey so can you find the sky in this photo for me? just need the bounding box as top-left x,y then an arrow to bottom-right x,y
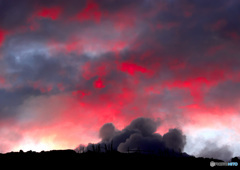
0,0 -> 240,159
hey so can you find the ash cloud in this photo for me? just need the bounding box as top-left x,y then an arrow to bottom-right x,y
197,142 -> 233,161
76,118 -> 234,161
99,123 -> 116,142
76,117 -> 186,154
163,128 -> 186,152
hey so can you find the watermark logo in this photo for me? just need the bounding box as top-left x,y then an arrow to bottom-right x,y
228,162 -> 239,166
210,161 -> 215,167
210,161 -> 238,167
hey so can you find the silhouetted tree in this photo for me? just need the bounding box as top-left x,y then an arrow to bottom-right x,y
75,144 -> 85,153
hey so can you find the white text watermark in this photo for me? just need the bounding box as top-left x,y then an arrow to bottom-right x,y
210,161 -> 238,167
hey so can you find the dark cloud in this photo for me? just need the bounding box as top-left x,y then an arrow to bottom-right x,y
163,128 -> 186,152
0,0 -> 34,29
97,0 -> 148,13
0,87 -> 41,119
99,123 -> 117,142
125,117 -> 160,136
37,0 -> 86,17
0,0 -> 88,30
78,117 -> 186,154
204,81 -> 240,108
3,50 -> 84,91
118,133 -> 163,153
197,142 -> 233,161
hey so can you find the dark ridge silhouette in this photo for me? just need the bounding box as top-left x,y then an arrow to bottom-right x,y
0,149 -> 239,168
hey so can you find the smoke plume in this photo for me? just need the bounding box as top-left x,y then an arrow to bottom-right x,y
197,142 -> 233,161
76,117 -> 186,154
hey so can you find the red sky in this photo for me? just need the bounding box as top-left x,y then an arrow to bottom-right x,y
0,0 -> 240,158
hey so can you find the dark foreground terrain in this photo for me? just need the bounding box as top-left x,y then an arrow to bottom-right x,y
0,150 -> 239,168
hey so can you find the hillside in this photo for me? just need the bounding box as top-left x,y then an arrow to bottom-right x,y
0,149 -> 239,168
